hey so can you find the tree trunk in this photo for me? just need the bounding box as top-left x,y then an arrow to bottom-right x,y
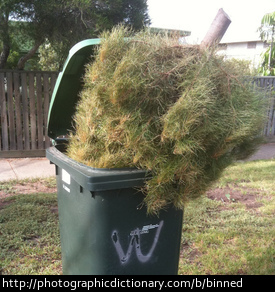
0,12 -> 10,69
0,43 -> 10,69
200,8 -> 231,49
17,40 -> 43,70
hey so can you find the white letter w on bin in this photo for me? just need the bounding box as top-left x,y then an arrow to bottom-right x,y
111,221 -> 164,264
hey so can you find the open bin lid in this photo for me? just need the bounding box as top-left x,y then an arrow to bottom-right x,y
46,38 -> 149,192
47,39 -> 101,140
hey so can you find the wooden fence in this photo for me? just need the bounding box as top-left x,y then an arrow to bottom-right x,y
0,70 -> 58,157
253,77 -> 275,141
0,71 -> 274,158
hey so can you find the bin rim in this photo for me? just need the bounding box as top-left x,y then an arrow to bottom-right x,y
46,146 -> 150,192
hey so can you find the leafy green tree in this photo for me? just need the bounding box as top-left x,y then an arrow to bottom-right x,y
258,11 -> 275,75
0,0 -> 15,68
39,0 -> 151,71
0,0 -> 150,70
38,40 -> 70,72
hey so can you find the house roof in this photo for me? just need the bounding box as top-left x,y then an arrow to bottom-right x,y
220,31 -> 262,44
220,38 -> 264,45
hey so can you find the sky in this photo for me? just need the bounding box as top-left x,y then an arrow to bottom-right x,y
147,0 -> 275,43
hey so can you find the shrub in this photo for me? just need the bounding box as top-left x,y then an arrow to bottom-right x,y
67,26 -> 266,214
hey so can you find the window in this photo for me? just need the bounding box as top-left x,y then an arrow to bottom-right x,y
247,42 -> 256,49
264,42 -> 270,48
218,44 -> 227,50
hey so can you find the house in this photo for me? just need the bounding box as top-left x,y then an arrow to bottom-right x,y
218,37 -> 269,69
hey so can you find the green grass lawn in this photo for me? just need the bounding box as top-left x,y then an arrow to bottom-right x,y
179,159 -> 275,275
0,160 -> 274,275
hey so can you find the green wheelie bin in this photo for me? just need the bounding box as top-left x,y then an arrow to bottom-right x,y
46,39 -> 183,275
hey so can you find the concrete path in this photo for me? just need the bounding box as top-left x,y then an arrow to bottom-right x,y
0,144 -> 274,182
244,143 -> 275,161
0,157 -> 55,182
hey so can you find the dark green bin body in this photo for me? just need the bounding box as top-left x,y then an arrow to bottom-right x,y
47,146 -> 183,275
46,39 -> 183,275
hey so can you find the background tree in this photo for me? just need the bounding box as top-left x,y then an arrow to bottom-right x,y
0,0 -> 150,70
258,11 -> 275,76
0,0 -> 17,69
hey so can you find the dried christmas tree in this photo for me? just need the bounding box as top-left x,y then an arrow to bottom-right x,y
67,26 -> 266,214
